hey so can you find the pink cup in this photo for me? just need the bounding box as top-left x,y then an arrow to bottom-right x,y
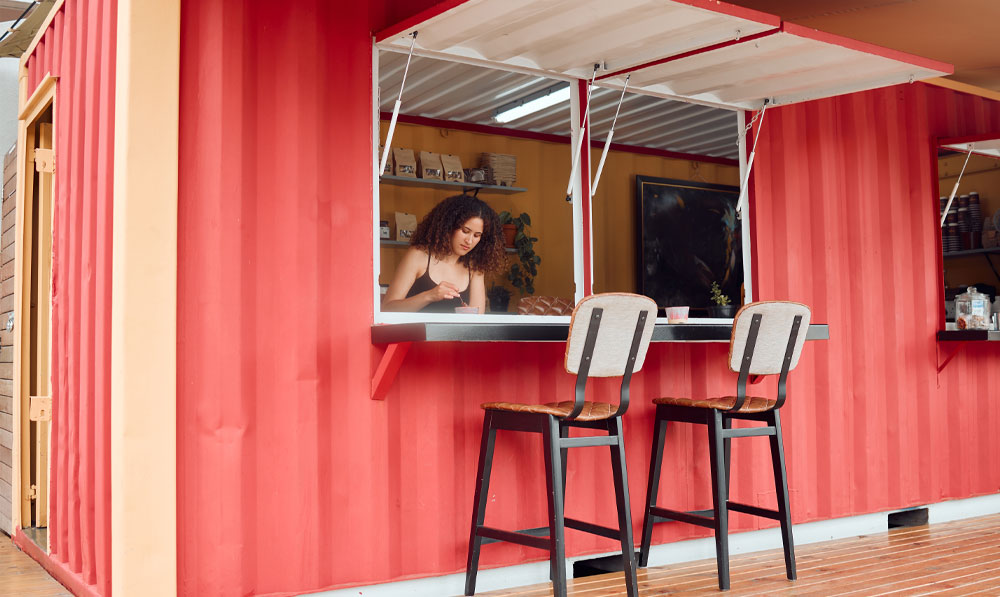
455,306 -> 480,314
664,306 -> 689,323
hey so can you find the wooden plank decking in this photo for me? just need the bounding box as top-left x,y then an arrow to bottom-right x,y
478,513 -> 1000,596
0,535 -> 70,596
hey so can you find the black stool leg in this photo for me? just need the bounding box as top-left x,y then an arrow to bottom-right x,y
543,415 -> 567,597
723,416 -> 732,500
609,416 -> 639,597
769,410 -> 796,580
550,424 -> 570,583
708,410 -> 730,590
639,408 -> 668,567
465,411 -> 497,596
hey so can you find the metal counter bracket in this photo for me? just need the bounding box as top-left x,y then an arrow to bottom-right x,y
936,341 -> 966,374
371,342 -> 412,400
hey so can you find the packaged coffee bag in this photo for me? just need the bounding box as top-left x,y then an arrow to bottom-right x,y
392,148 -> 417,178
418,151 -> 444,180
395,211 -> 418,242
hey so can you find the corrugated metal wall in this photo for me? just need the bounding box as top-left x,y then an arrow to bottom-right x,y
751,83 -> 1000,521
176,1 -> 1000,595
23,1 -> 116,595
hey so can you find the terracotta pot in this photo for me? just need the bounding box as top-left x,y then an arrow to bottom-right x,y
502,223 -> 516,248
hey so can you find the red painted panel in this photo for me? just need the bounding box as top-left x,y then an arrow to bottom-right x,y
22,1 -> 116,595
177,2 -> 1000,596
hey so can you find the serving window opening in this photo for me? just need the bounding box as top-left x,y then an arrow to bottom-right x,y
372,49 -> 756,324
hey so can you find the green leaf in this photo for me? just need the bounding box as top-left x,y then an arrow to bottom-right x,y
521,213 -> 531,226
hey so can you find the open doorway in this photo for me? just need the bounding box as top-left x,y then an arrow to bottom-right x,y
16,90 -> 53,550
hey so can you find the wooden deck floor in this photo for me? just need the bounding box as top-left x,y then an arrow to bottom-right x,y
0,535 -> 70,596
478,513 -> 1000,596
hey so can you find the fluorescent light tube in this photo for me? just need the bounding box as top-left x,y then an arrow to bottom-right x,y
493,86 -> 570,123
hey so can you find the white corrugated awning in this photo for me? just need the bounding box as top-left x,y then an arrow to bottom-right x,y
942,135 -> 1000,160
375,0 -> 952,110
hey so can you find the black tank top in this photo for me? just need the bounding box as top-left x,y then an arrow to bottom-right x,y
406,252 -> 472,312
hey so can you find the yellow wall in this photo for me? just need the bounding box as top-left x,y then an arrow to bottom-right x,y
937,152 -> 1000,290
379,121 -> 739,302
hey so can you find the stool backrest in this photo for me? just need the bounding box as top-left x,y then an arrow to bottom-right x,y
565,293 -> 657,376
728,301 -> 811,375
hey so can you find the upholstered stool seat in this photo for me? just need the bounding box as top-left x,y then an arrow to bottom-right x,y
652,395 -> 777,413
465,293 -> 657,597
480,400 -> 618,421
639,301 -> 812,591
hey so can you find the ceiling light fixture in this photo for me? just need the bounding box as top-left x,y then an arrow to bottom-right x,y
493,83 -> 570,124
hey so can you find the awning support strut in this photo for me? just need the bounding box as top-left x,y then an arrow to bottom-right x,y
736,100 -> 768,217
379,31 -> 418,175
591,74 -> 629,199
940,145 -> 973,227
565,65 -> 599,203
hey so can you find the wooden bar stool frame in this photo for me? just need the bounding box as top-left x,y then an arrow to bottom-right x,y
465,293 -> 658,597
638,302 -> 810,591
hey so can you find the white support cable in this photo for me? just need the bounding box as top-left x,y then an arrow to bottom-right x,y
379,31 -> 417,175
565,65 -> 599,202
940,145 -> 974,227
735,101 -> 768,217
591,75 -> 630,199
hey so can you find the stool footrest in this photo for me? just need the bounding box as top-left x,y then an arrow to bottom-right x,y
722,426 -> 775,438
648,506 -> 715,528
477,525 -> 550,551
559,435 -> 617,448
727,501 -> 780,520
564,517 -> 620,540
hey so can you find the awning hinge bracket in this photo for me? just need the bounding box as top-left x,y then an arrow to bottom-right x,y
565,64 -> 599,203
378,31 -> 418,176
735,98 -> 769,218
940,144 -> 973,227
591,74 -> 630,199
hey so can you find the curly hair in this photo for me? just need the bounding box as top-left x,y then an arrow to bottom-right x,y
410,194 -> 507,274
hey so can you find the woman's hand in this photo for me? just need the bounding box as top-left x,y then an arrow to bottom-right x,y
427,281 -> 461,302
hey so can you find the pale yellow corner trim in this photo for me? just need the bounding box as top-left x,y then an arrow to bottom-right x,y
925,77 -> 1000,104
18,73 -> 57,122
13,70 -> 57,533
20,0 -> 65,70
111,0 -> 178,595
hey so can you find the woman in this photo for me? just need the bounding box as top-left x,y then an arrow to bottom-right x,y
382,194 -> 506,313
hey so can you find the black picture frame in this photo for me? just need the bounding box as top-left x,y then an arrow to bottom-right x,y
635,175 -> 742,314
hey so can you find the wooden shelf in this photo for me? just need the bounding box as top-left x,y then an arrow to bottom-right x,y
379,175 -> 526,194
380,239 -> 516,253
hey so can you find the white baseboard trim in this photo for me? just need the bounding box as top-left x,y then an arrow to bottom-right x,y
310,493 -> 1000,597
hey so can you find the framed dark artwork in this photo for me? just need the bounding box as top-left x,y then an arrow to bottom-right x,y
636,175 -> 742,313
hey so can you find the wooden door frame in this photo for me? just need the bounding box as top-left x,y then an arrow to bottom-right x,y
13,73 -> 56,537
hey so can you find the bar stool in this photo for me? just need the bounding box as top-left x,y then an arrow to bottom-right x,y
638,301 -> 811,590
464,293 -> 657,597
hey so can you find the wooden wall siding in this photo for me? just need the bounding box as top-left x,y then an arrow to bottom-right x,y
1,143 -> 15,537
178,2 -> 1000,596
22,0 -> 117,594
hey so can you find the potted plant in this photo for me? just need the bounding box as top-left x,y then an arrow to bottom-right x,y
708,281 -> 738,318
487,284 -> 512,313
498,211 -> 540,296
